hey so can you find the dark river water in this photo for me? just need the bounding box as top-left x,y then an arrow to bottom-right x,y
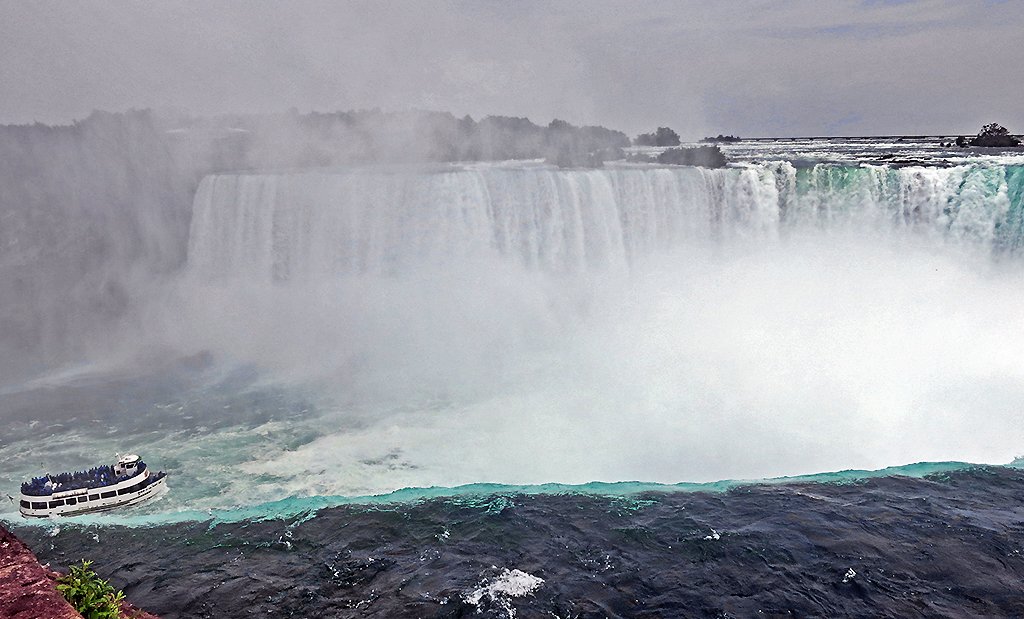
13,466 -> 1024,618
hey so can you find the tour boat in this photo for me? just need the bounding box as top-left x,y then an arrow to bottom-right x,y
17,454 -> 168,518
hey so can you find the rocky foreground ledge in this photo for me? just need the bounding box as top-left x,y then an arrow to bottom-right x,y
0,525 -> 158,619
0,525 -> 78,619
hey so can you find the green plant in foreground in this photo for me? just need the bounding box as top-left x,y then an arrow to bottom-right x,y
56,560 -> 125,619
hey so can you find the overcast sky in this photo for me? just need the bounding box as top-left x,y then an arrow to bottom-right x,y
2,0 -> 1022,138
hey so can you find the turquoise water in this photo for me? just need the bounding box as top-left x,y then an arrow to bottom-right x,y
0,459 -> 992,528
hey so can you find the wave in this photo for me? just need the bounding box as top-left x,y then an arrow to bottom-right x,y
0,459 -> 983,528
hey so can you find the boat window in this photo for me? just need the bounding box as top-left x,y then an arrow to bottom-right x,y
49,500 -> 64,508
89,494 -> 99,501
119,482 -> 138,495
19,500 -> 29,508
31,502 -> 47,510
101,491 -> 116,499
66,498 -> 77,505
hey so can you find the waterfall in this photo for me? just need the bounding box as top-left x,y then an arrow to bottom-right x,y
186,163 -> 1024,282
5,160 -> 1024,385
6,160 -> 1024,488
185,166 -> 784,279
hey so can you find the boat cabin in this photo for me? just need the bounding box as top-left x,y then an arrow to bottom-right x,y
114,454 -> 141,477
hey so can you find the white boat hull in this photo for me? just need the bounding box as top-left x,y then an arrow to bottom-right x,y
19,469 -> 168,518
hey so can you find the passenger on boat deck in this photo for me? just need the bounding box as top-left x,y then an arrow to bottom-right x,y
21,462 -> 139,495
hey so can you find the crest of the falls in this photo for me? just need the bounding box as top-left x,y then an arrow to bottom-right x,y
186,166 -> 783,279
185,163 -> 1024,282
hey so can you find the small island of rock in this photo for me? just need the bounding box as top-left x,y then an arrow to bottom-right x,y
957,123 -> 1021,147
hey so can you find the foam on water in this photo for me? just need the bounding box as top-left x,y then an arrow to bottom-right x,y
464,568 -> 545,618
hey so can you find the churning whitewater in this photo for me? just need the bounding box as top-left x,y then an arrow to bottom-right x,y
5,154 -> 1024,518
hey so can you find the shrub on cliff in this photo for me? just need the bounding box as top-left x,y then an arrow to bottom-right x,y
56,560 -> 126,619
968,123 -> 1021,147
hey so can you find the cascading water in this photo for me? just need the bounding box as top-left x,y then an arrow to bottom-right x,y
5,158 -> 1024,516
185,163 -> 1023,282
185,166 -> 781,280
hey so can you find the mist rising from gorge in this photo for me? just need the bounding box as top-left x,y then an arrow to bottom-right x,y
3,112 -> 1024,490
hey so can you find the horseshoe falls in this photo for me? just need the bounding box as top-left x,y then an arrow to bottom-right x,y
5,158 -> 1024,519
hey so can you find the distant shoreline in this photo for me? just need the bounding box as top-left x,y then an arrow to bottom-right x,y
712,135 -> 1013,141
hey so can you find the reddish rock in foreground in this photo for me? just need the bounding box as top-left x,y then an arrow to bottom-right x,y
119,601 -> 160,619
0,525 -> 79,619
1,525 -> 158,619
